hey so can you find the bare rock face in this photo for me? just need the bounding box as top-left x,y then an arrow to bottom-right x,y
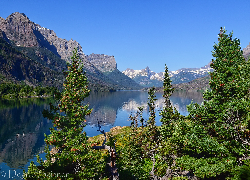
32,24 -> 86,63
243,43 -> 250,60
86,53 -> 117,72
0,12 -> 38,47
0,29 -> 3,38
0,12 -> 141,90
0,12 -> 90,66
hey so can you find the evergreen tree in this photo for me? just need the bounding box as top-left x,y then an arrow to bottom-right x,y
24,49 -> 108,179
178,28 -> 250,178
157,65 -> 186,177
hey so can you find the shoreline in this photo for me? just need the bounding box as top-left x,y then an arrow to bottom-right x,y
0,94 -> 54,100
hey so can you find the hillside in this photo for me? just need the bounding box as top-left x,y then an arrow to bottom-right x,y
0,12 -> 141,91
144,75 -> 211,93
0,32 -> 64,89
87,53 -> 142,90
172,74 -> 211,92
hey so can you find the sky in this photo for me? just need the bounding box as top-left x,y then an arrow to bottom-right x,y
0,0 -> 250,73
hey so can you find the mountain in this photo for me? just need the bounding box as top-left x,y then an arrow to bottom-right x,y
169,62 -> 213,84
0,12 -> 86,63
170,46 -> 250,90
243,43 -> 250,60
137,45 -> 250,90
123,62 -> 213,87
122,66 -> 164,87
0,30 -> 64,89
0,12 -> 141,91
86,53 -> 142,89
86,53 -> 117,72
172,75 -> 211,92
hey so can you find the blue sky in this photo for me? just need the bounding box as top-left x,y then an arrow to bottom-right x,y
1,0 -> 250,72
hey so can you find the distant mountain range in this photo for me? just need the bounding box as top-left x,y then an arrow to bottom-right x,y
122,62 -> 213,87
1,12 -> 250,91
123,47 -> 250,88
0,12 -> 142,91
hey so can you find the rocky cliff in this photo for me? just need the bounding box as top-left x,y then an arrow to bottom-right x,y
86,53 -> 117,72
0,13 -> 38,47
0,12 -> 84,61
0,12 -> 100,73
0,12 -> 141,91
85,53 -> 141,89
243,43 -> 250,60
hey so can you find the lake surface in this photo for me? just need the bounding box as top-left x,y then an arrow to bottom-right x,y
0,90 -> 203,179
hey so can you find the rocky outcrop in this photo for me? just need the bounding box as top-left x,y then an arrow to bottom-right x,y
33,24 -> 85,63
85,53 -> 141,89
0,12 -> 141,90
0,12 -> 88,64
86,53 -> 117,72
243,43 -> 250,60
0,12 -> 38,47
0,12 -> 105,78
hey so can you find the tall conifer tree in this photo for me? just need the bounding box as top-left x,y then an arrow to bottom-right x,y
24,49 -> 107,179
178,28 -> 250,178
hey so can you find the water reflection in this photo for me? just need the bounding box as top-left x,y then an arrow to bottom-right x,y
0,90 -> 203,179
0,98 -> 54,179
84,91 -> 204,136
86,90 -> 204,127
84,91 -> 143,126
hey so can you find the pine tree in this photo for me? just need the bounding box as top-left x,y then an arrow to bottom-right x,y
153,65 -> 185,177
178,28 -> 250,178
160,65 -> 185,144
24,49 -> 108,179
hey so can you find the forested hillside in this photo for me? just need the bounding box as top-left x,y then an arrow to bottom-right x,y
0,12 -> 142,93
0,31 -> 65,89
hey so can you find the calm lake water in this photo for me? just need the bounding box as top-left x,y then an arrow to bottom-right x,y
0,90 -> 203,179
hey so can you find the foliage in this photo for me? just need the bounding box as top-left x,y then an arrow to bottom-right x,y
108,126 -> 152,179
23,49 -> 109,179
0,37 -> 65,89
0,82 -> 57,99
157,65 -> 186,177
106,28 -> 250,179
105,66 -> 175,179
14,46 -> 67,72
21,28 -> 250,179
106,86 -> 161,179
178,27 -> 250,178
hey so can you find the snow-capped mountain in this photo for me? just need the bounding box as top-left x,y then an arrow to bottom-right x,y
122,62 -> 213,87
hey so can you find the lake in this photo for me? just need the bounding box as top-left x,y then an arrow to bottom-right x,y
0,90 -> 203,179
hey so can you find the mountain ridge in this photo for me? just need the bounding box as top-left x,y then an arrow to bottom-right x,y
0,12 -> 142,91
1,12 -> 250,91
125,44 -> 249,88
122,61 -> 213,87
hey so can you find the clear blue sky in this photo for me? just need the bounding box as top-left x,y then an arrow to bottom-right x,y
1,0 -> 250,72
